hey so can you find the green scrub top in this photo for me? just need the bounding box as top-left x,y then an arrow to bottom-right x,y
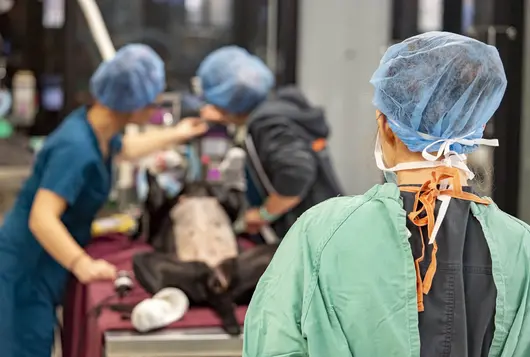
243,184 -> 530,357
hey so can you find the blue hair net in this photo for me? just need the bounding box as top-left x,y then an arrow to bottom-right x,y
370,31 -> 507,154
90,44 -> 165,112
197,46 -> 275,113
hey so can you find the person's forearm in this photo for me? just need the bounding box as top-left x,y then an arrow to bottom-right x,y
120,126 -> 188,161
263,193 -> 301,217
29,213 -> 87,270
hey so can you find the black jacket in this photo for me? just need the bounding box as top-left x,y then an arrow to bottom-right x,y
246,86 -> 342,238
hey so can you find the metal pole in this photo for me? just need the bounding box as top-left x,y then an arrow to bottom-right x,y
266,0 -> 278,73
76,0 -> 115,61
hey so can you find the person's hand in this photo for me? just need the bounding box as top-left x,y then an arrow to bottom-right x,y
72,255 -> 118,284
200,104 -> 227,123
245,208 -> 266,235
200,104 -> 246,125
174,117 -> 209,142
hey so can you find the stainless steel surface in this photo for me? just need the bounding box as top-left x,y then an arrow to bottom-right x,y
105,328 -> 243,357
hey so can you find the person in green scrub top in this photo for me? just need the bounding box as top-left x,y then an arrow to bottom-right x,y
243,32 -> 530,357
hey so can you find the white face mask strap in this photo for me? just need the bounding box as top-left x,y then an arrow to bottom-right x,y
374,132 -> 388,171
375,130 -> 499,181
422,139 -> 449,161
419,132 -> 499,160
375,132 -> 441,172
429,195 -> 451,244
375,132 -> 473,177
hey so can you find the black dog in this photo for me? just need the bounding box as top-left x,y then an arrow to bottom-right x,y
133,252 -> 240,335
135,173 -> 244,253
133,174 -> 263,335
133,243 -> 278,335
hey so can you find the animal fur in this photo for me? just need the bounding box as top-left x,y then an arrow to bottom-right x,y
135,168 -> 277,335
170,196 -> 238,288
136,176 -> 246,334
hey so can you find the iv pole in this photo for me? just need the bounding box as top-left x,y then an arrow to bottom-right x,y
76,0 -> 139,193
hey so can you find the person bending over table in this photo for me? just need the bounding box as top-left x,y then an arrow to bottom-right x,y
0,44 -> 208,357
196,46 -> 342,239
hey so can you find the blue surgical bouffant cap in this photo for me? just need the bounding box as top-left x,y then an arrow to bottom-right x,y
90,44 -> 165,112
370,31 -> 507,154
197,46 -> 275,114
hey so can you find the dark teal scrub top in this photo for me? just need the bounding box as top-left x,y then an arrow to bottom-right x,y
0,106 -> 122,304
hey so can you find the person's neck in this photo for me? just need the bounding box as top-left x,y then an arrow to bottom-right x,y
87,105 -> 125,143
396,167 -> 469,186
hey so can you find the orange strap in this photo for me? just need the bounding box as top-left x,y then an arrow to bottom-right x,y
312,138 -> 327,152
399,166 -> 491,312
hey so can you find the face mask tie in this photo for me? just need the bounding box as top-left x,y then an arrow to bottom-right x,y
374,127 -> 497,312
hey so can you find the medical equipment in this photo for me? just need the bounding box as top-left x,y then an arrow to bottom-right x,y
11,70 -> 37,126
0,52 -> 11,138
196,124 -> 233,185
40,74 -> 64,112
0,88 -> 11,118
0,54 -> 9,117
114,271 -> 134,298
152,92 -> 181,125
42,0 -> 66,29
75,270 -> 134,357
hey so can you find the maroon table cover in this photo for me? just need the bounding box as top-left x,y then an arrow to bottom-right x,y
62,234 -> 248,357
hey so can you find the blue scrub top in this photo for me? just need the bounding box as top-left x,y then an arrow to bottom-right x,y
0,106 -> 122,304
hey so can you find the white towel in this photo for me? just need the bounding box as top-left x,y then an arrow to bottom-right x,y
131,288 -> 189,333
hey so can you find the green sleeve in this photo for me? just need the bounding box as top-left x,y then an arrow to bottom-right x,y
243,218 -> 310,357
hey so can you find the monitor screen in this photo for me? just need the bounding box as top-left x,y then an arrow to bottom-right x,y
41,74 -> 64,111
200,136 -> 229,158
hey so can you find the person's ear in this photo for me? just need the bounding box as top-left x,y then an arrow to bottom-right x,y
376,110 -> 397,148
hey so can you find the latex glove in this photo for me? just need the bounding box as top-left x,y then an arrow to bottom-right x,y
72,256 -> 118,284
174,117 -> 209,142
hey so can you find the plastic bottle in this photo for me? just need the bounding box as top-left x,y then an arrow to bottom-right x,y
11,70 -> 37,127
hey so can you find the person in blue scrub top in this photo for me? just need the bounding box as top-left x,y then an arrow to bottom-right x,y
0,44 -> 208,357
